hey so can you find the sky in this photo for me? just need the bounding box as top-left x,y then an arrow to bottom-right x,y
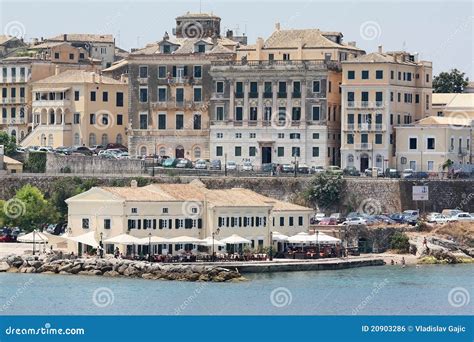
0,0 -> 472,78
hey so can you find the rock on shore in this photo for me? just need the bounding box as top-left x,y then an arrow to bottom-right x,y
0,254 -> 245,282
409,235 -> 474,264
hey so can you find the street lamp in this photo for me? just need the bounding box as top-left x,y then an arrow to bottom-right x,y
316,230 -> 320,259
99,232 -> 103,258
269,231 -> 273,261
148,232 -> 152,262
224,153 -> 227,177
293,153 -> 298,178
212,227 -> 220,262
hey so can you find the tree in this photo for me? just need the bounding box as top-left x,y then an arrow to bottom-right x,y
0,131 -> 17,156
390,232 -> 410,253
50,178 -> 85,220
0,184 -> 59,231
304,173 -> 345,209
433,69 -> 469,93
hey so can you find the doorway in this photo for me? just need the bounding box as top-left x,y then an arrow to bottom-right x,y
175,146 -> 184,158
360,154 -> 369,172
262,146 -> 272,164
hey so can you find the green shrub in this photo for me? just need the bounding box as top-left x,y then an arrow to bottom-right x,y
304,173 -> 345,209
390,232 -> 410,253
24,152 -> 46,173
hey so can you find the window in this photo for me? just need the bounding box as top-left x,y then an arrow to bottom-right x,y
193,65 -> 202,78
427,161 -> 434,171
139,87 -> 148,102
235,133 -> 242,139
216,81 -> 224,93
249,133 -> 256,139
235,146 -> 242,157
283,53 -> 290,60
409,138 -> 417,150
278,81 -> 287,97
90,113 -> 96,124
313,133 -> 319,139
290,133 -> 301,139
249,82 -> 258,97
197,44 -> 205,53
427,137 -> 435,150
176,88 -> 184,102
193,87 -> 202,102
292,147 -> 300,157
158,87 -> 167,102
347,134 -> 354,144
68,53 -> 74,60
139,113 -> 148,129
277,147 -> 284,157
54,52 -> 60,59
312,106 -> 320,121
116,92 -> 124,107
90,91 -> 96,101
158,114 -> 166,129
249,107 -> 258,121
312,80 -> 320,92
117,114 -> 123,125
216,106 -> 224,121
216,133 -> 223,138
193,114 -> 201,130
235,107 -> 243,121
101,133 -> 108,145
216,146 -> 223,156
375,134 -> 382,144
292,107 -> 301,121
279,217 -> 284,226
312,147 -> 319,157
74,91 -> 80,101
82,218 -> 89,229
139,66 -> 148,78
116,134 -> 123,145
361,70 -> 369,79
415,94 -> 420,103
158,66 -> 167,78
249,146 -> 256,157
176,114 -> 184,129
376,70 -> 383,79
347,71 -> 355,79
104,219 -> 111,229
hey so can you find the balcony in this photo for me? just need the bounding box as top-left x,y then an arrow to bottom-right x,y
33,99 -> 71,107
355,143 -> 373,150
235,92 -> 244,98
263,92 -> 273,99
248,92 -> 258,98
292,91 -> 301,98
346,101 -> 385,109
277,92 -> 287,98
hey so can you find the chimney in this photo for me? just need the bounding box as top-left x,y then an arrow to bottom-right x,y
378,45 -> 383,53
130,180 -> 138,188
55,65 -> 60,75
63,34 -> 67,41
226,29 -> 233,39
347,41 -> 356,47
275,22 -> 280,31
92,72 -> 96,83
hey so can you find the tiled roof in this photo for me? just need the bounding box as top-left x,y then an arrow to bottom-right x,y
47,34 -> 114,43
343,51 -> 422,65
101,187 -> 176,201
32,70 -> 125,85
176,12 -> 220,19
103,59 -> 128,72
432,93 -> 474,109
0,35 -> 16,45
131,37 -> 235,56
3,156 -> 22,165
416,116 -> 472,126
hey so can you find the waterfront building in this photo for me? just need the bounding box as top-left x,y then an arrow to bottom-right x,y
432,93 -> 474,118
208,24 -> 365,168
394,116 -> 472,171
65,179 -> 312,255
21,70 -> 128,148
340,47 -> 432,171
0,35 -> 27,58
45,34 -> 116,69
126,13 -> 238,159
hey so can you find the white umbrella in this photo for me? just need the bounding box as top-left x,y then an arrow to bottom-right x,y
200,236 -> 225,247
313,232 -> 341,244
138,236 -> 170,244
220,234 -> 251,244
167,236 -> 204,244
68,231 -> 99,247
288,232 -> 313,244
104,233 -> 143,245
272,231 -> 289,241
17,231 -> 48,243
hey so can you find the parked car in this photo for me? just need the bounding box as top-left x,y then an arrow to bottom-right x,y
441,209 -> 463,217
343,166 -> 360,176
15,147 -> 26,153
386,168 -> 400,178
72,146 -> 93,156
340,217 -> 367,225
27,146 -> 40,152
194,159 -> 208,170
364,167 -> 383,177
449,212 -> 473,222
162,158 -> 178,168
330,213 -> 344,224
54,146 -> 72,155
226,161 -> 237,171
326,165 -> 343,175
90,145 -> 106,154
428,214 -> 450,224
318,217 -> 338,225
261,163 -> 275,173
311,166 -> 325,174
281,164 -> 294,173
405,171 -> 429,179
105,143 -> 127,152
175,158 -> 193,168
310,213 -> 326,224
242,161 -> 253,171
209,159 -> 221,170
37,146 -> 54,153
0,234 -> 16,242
401,169 -> 415,179
403,210 -> 420,220
389,213 -> 406,223
297,164 -> 310,174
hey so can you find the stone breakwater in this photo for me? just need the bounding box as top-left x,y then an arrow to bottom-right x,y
0,255 -> 245,282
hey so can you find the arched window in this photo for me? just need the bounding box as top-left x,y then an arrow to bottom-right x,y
194,146 -> 201,159
74,133 -> 80,146
116,133 -> 123,145
159,147 -> 166,156
347,154 -> 354,165
140,146 -> 147,156
89,133 -> 96,147
101,133 -> 108,145
40,133 -> 46,146
11,130 -> 17,143
376,154 -> 383,168
48,134 -> 53,147
20,131 -> 24,140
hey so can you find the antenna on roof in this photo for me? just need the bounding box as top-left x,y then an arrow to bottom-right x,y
199,0 -> 202,13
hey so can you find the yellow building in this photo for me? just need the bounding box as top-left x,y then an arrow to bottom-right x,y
65,179 -> 312,255
432,93 -> 474,119
340,47 -> 432,171
21,70 -> 128,148
3,155 -> 23,173
395,116 -> 472,171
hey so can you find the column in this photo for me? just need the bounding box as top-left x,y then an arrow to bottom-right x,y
272,81 -> 277,121
229,81 -> 235,122
286,79 -> 291,125
301,80 -> 307,126
257,82 -> 263,127
243,81 -> 249,125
